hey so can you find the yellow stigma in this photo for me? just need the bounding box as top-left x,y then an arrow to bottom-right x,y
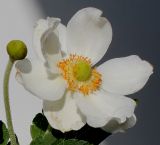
73,61 -> 91,81
58,54 -> 102,95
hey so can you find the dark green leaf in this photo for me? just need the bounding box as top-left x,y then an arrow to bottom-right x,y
43,131 -> 56,144
30,113 -> 57,145
51,124 -> 110,145
30,113 -> 110,145
30,132 -> 57,145
30,136 -> 44,145
32,113 -> 48,131
0,120 -> 9,145
52,139 -> 64,145
31,113 -> 49,139
30,125 -> 45,140
52,139 -> 92,145
63,139 -> 92,145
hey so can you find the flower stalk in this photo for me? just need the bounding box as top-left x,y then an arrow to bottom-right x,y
3,58 -> 17,145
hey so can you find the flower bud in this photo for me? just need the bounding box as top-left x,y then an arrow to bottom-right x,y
7,40 -> 27,60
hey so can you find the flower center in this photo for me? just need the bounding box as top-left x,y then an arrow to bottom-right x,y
73,60 -> 91,81
57,54 -> 102,95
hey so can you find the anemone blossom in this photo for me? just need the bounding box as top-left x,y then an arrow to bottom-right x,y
15,7 -> 153,133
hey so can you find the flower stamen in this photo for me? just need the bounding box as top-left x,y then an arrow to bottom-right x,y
57,54 -> 102,95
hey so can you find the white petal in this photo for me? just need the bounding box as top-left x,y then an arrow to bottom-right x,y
74,89 -> 136,128
57,23 -> 67,56
67,7 -> 112,65
43,91 -> 85,132
102,114 -> 137,133
15,59 -> 66,101
98,55 -> 153,95
34,17 -> 67,73
40,18 -> 62,73
33,17 -> 60,61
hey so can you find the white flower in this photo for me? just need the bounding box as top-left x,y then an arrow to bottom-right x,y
15,7 -> 153,133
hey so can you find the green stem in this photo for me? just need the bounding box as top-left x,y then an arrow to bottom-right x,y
3,58 -> 17,145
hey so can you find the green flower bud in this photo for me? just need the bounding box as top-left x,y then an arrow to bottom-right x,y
7,40 -> 27,60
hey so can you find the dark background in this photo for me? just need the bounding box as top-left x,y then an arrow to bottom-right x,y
37,0 -> 160,145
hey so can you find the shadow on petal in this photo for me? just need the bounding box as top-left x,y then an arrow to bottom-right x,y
15,59 -> 32,73
43,90 -> 67,112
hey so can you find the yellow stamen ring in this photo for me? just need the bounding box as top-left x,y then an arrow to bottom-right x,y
57,54 -> 102,95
